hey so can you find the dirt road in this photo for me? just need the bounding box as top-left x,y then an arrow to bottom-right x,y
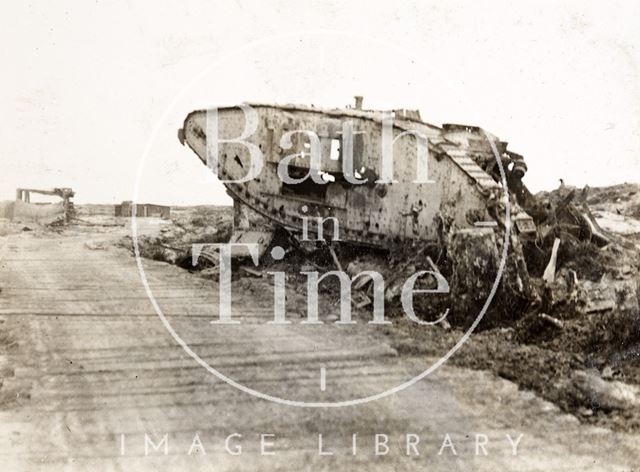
0,225 -> 638,471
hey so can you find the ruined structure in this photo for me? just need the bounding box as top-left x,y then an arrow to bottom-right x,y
115,201 -> 170,219
11,187 -> 75,224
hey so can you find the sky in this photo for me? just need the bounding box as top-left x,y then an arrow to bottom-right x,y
1,0 -> 639,205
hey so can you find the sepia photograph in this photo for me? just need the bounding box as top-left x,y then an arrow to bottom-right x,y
1,1 -> 639,470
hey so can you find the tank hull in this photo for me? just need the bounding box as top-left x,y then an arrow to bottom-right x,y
180,103 -> 534,248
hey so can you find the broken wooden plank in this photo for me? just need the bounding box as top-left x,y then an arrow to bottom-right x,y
543,238 -> 561,283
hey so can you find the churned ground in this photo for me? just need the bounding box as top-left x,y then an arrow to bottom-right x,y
0,213 -> 639,471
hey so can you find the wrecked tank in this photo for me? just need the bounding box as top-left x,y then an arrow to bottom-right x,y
179,99 -> 536,249
178,98 -> 542,323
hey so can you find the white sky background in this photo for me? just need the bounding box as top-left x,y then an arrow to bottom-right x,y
1,0 -> 639,205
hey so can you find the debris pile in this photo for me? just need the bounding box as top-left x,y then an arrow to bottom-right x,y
120,206 -> 232,267
519,184 -> 640,346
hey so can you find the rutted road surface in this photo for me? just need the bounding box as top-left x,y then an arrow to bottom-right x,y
0,226 -> 638,471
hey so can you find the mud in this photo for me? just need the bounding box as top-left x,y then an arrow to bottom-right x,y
389,318 -> 640,431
